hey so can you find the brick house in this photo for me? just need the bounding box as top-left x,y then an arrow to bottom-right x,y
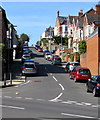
80,2 -> 100,75
54,11 -> 68,37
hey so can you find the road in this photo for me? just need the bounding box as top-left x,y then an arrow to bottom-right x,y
2,47 -> 100,119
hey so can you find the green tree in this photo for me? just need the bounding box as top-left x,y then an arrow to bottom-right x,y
53,36 -> 68,46
70,53 -> 74,62
20,33 -> 30,44
78,40 -> 86,54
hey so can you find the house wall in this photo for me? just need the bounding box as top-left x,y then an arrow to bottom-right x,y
80,33 -> 99,75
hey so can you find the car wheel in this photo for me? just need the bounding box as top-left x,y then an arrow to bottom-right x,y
69,75 -> 72,79
93,89 -> 97,97
86,85 -> 90,92
74,78 -> 78,82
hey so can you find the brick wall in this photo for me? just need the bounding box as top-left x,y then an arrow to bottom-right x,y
80,33 -> 99,75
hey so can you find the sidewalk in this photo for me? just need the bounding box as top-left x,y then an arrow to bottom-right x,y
0,52 -> 26,88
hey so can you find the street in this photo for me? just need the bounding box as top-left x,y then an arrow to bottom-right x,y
2,47 -> 100,119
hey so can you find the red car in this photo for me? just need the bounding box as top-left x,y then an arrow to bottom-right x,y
69,66 -> 91,82
38,48 -> 43,52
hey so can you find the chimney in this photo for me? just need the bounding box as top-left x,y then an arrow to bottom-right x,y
57,11 -> 59,17
78,10 -> 83,17
96,1 -> 100,15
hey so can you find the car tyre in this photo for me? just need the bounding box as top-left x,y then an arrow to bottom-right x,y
74,78 -> 78,82
93,89 -> 97,97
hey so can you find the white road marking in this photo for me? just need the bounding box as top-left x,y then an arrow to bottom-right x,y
4,96 -> 12,98
59,83 -> 64,91
53,76 -> 58,82
36,99 -> 45,101
61,113 -> 96,119
15,80 -> 30,87
81,102 -> 92,106
25,98 -> 33,100
49,92 -> 63,102
0,105 -> 25,110
15,97 -> 22,99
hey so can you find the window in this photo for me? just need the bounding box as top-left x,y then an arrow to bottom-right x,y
79,69 -> 90,73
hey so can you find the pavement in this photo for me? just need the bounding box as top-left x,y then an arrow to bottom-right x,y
0,55 -> 26,88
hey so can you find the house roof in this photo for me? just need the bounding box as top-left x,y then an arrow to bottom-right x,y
57,16 -> 67,25
77,18 -> 84,28
86,14 -> 100,24
81,8 -> 95,17
68,16 -> 78,24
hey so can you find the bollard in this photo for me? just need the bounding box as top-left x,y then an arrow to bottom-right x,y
10,72 -> 12,85
4,73 -> 6,86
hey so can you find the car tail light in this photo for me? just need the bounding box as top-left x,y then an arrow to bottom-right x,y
97,83 -> 100,87
22,67 -> 26,69
70,63 -> 72,65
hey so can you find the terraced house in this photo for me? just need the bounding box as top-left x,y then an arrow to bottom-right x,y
67,2 -> 100,75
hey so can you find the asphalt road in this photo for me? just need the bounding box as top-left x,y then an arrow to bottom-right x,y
2,47 -> 100,119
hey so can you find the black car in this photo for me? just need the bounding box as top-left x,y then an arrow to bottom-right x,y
86,75 -> 100,97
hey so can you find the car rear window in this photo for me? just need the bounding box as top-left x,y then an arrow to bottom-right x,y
25,64 -> 35,68
73,63 -> 80,66
79,69 -> 90,73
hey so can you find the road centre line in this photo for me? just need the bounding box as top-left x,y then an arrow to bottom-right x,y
53,76 -> 58,82
59,83 -> 64,91
25,97 -> 33,100
0,105 -> 25,110
49,92 -> 63,102
61,113 -> 96,119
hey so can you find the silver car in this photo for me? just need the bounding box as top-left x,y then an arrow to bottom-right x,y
22,62 -> 37,75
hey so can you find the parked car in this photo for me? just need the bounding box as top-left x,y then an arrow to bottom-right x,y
38,48 -> 43,52
23,59 -> 34,63
50,50 -> 56,54
21,54 -> 31,62
50,55 -> 59,61
35,44 -> 40,50
70,66 -> 91,82
66,62 -> 80,72
51,56 -> 62,65
43,50 -> 50,55
22,62 -> 37,75
86,75 -> 100,97
44,52 -> 52,60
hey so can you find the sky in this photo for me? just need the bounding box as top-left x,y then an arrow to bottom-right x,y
1,1 -> 98,46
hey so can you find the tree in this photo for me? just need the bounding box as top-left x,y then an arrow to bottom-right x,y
53,36 -> 68,46
20,33 -> 30,44
78,40 -> 86,54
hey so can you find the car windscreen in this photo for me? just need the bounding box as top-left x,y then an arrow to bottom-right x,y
79,69 -> 90,73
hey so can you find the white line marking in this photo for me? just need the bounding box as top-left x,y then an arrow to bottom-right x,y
49,92 -> 63,102
15,97 -> 22,99
81,102 -> 92,106
0,105 -> 25,110
62,101 -> 72,104
4,96 -> 12,98
92,105 -> 98,108
36,99 -> 45,101
15,80 -> 30,87
61,113 -> 96,119
50,73 -> 53,75
25,98 -> 33,100
53,76 -> 58,82
59,83 -> 64,91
